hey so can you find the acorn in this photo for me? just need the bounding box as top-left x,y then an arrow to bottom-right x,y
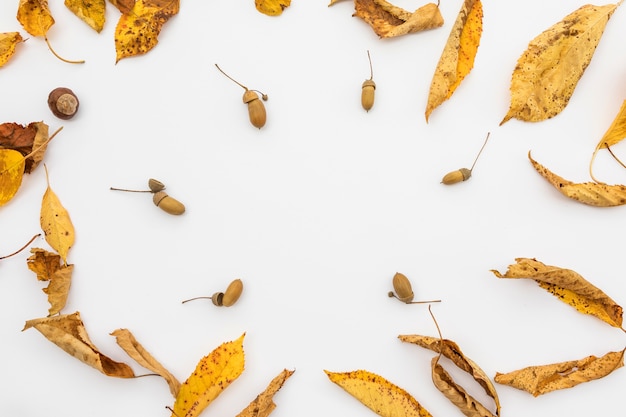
182,279 -> 244,307
388,272 -> 441,304
48,87 -> 79,120
152,191 -> 185,215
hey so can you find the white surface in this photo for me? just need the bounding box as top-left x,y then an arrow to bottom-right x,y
1,1 -> 625,416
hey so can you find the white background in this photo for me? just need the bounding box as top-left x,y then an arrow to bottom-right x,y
1,1 -> 626,416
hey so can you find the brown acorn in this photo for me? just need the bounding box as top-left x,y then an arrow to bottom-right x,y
48,87 -> 79,120
216,64 -> 268,129
441,132 -> 491,185
388,272 -> 441,304
152,191 -> 185,215
361,50 -> 376,112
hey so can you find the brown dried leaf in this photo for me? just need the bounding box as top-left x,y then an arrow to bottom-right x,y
0,32 -> 24,68
23,311 -> 135,378
352,0 -> 443,38
529,151 -> 626,206
27,248 -> 73,316
111,328 -> 181,398
0,122 -> 49,174
109,0 -> 136,13
495,348 -> 625,396
236,369 -> 294,417
491,258 -> 624,330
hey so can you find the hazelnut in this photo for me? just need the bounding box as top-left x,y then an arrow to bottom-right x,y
48,87 -> 79,120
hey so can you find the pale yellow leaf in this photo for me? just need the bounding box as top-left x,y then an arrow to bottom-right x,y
235,369 -> 294,417
40,166 -> 75,264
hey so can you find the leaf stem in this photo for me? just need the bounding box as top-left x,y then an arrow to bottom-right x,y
0,233 -> 41,260
0,126 -> 63,176
44,36 -> 85,64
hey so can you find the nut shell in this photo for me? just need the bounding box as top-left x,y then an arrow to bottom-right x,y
148,178 -> 165,192
48,87 -> 79,120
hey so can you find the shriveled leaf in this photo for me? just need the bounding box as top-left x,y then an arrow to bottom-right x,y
501,4 -> 618,124
325,369 -> 435,417
23,311 -> 135,378
109,0 -> 135,13
40,167 -> 75,265
529,151 -> 626,206
0,149 -> 25,206
0,122 -> 51,173
170,333 -> 245,417
114,0 -> 180,62
491,257 -> 624,330
0,32 -> 24,68
27,248 -> 73,316
65,0 -> 106,32
590,99 -> 626,182
17,0 -> 55,37
256,0 -> 290,16
352,0 -> 443,38
495,348 -> 625,396
425,0 -> 483,121
236,369 -> 294,417
27,248 -> 62,281
111,328 -> 181,398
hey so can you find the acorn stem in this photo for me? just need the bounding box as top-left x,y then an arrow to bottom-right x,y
469,132 -> 491,172
109,187 -> 152,193
181,296 -> 212,304
215,64 -> 248,91
366,50 -> 373,80
409,299 -> 442,304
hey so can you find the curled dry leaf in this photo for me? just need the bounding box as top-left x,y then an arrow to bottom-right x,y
495,348 -> 625,396
529,151 -> 626,206
169,333 -> 246,417
40,166 -> 75,265
325,369 -> 435,417
27,248 -> 74,316
350,0 -> 444,39
425,0 -> 483,121
491,258 -> 624,330
590,99 -> 626,182
236,369 -> 294,417
111,328 -> 181,397
65,0 -> 106,32
0,32 -> 24,68
23,311 -> 135,378
501,4 -> 618,125
256,0 -> 291,16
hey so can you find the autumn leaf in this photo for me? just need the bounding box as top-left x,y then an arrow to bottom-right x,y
0,121 -> 51,174
110,0 -> 135,13
65,0 -> 106,32
590,99 -> 626,182
169,333 -> 245,417
491,258 -> 624,330
23,311 -> 135,378
0,149 -> 25,206
27,248 -> 74,316
425,0 -> 482,122
236,369 -> 294,417
529,151 -> 626,206
40,166 -> 75,265
325,369 -> 435,417
0,32 -> 24,68
501,4 -> 618,125
349,0 -> 443,38
256,0 -> 290,16
495,348 -> 625,396
114,0 -> 180,63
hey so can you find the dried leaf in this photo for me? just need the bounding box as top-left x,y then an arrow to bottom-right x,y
111,328 -> 181,398
425,0 -> 483,121
501,4 -> 618,125
325,369 -> 435,417
169,333 -> 245,417
590,99 -> 626,182
256,0 -> 290,16
109,0 -> 135,13
495,348 -> 625,396
236,369 -> 294,417
491,258 -> 624,330
0,149 -> 25,206
65,0 -> 106,32
114,0 -> 180,62
0,121 -> 50,174
17,0 -> 55,37
352,0 -> 443,38
27,248 -> 73,316
40,166 -> 75,265
23,311 -> 135,378
529,151 -> 626,206
0,32 -> 24,68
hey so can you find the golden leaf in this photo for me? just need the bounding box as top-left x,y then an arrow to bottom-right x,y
495,348 -> 625,396
111,328 -> 181,398
590,99 -> 626,182
40,166 -> 75,265
110,0 -> 135,13
27,248 -> 73,316
425,0 -> 482,121
501,4 -> 618,125
255,0 -> 291,16
23,311 -> 135,378
351,0 -> 443,39
0,32 -> 24,68
236,369 -> 294,417
170,333 -> 245,417
529,151 -> 626,206
491,258 -> 624,330
17,0 -> 55,37
65,0 -> 106,33
325,369 -> 435,417
0,149 -> 25,206
114,0 -> 180,63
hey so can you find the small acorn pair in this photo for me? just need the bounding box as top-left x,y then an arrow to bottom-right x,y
110,178 -> 185,215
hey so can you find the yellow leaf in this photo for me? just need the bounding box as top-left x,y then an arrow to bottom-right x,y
495,349 -> 625,396
235,369 -> 294,417
40,166 -> 75,265
0,149 -> 25,206
589,99 -> 626,182
0,32 -> 24,68
501,4 -> 618,125
351,0 -> 443,39
425,0 -> 482,121
255,0 -> 291,16
529,151 -> 626,206
491,258 -> 624,330
325,369 -> 434,417
23,311 -> 135,378
17,0 -> 55,37
170,333 -> 246,417
65,0 -> 106,33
